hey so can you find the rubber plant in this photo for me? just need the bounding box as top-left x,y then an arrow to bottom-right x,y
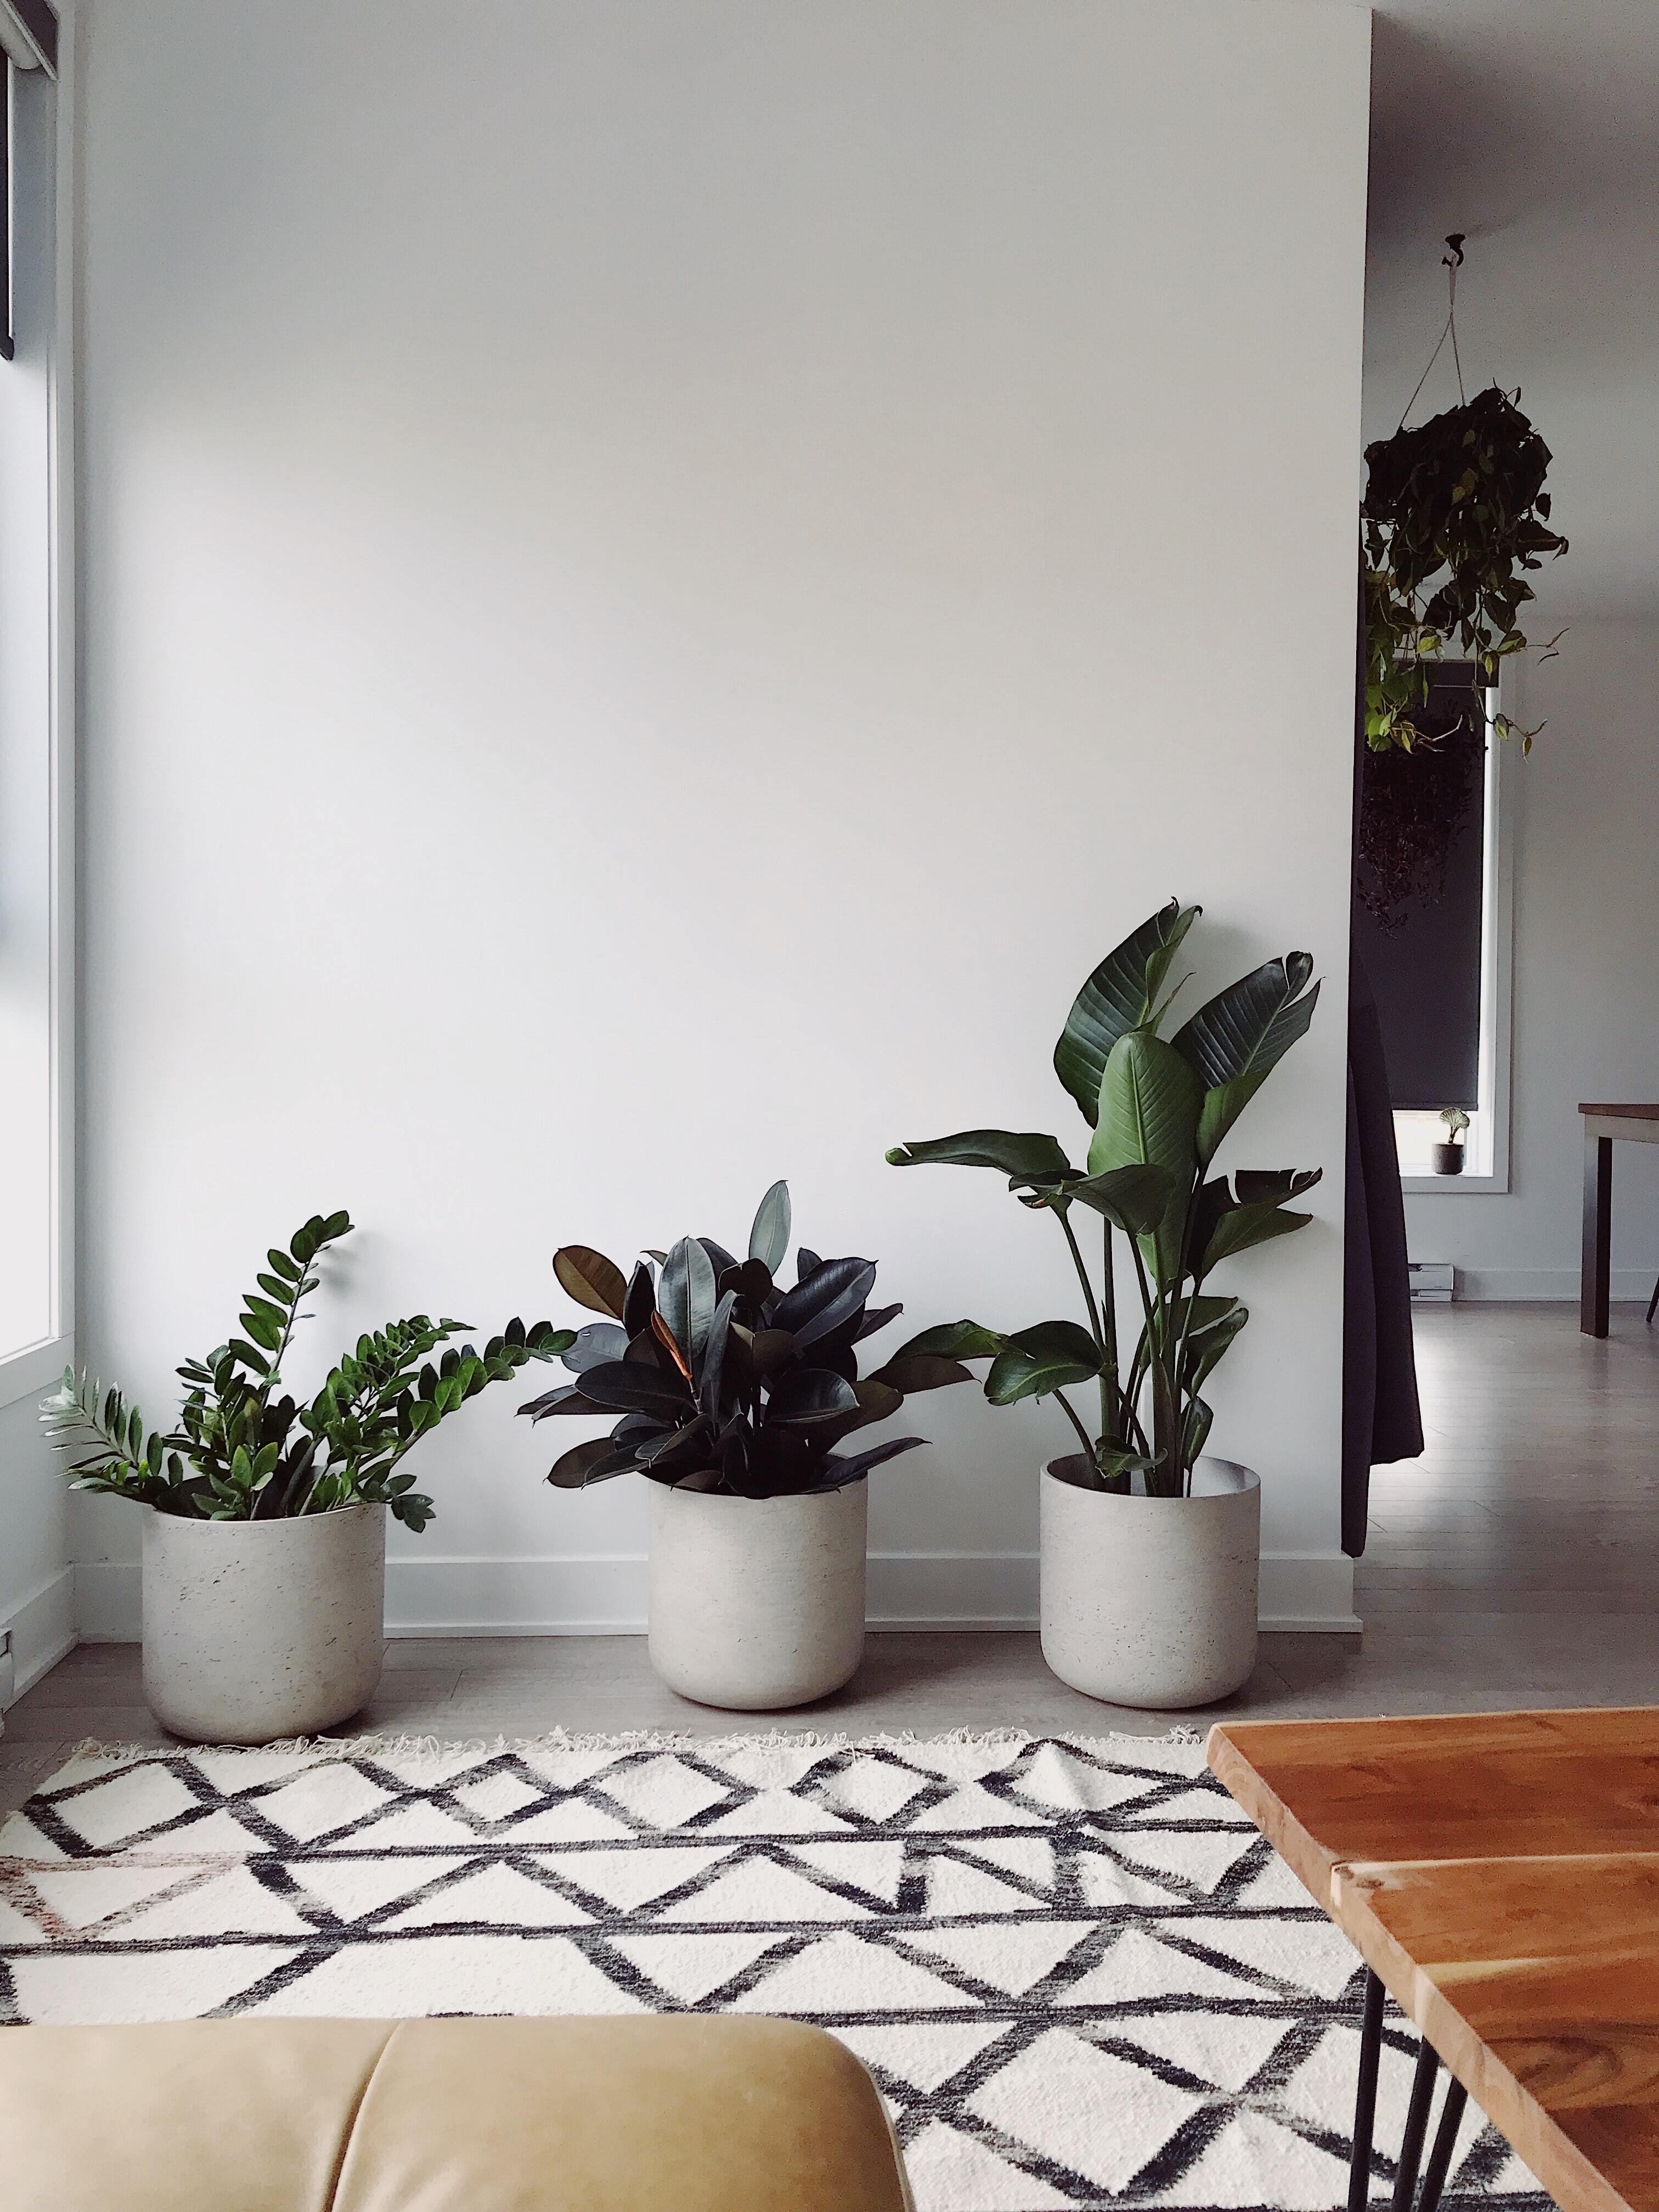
885,900 -> 1321,1499
522,1183 -> 966,1495
40,1212 -> 568,1529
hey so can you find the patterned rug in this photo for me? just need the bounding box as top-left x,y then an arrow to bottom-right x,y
0,1731 -> 1548,2212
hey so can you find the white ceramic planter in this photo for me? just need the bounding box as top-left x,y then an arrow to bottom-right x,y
648,1478 -> 867,1710
1040,1455 -> 1260,1709
142,1503 -> 387,1744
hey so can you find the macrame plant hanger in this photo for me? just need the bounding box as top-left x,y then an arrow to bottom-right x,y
1398,233 -> 1467,431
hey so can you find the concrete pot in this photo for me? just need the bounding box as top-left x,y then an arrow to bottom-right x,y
1040,1455 -> 1260,1709
648,1478 -> 867,1710
1431,1142 -> 1465,1175
142,1504 -> 387,1744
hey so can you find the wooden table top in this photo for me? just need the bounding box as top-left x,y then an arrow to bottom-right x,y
1209,1708 -> 1659,2212
1581,1104 -> 1659,1121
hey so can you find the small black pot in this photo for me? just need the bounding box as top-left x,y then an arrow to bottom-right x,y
1431,1142 -> 1465,1175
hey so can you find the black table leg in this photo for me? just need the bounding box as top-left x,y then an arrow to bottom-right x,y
1348,1975 -> 1471,2212
1416,2078 -> 1468,2212
1348,1968 -> 1386,2212
1582,1132 -> 1612,1337
1391,2040 -> 1442,2212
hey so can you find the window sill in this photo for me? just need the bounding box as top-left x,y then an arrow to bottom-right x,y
1400,1172 -> 1509,1196
0,1333 -> 72,1410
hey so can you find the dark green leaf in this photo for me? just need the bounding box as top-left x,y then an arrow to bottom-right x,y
984,1321 -> 1102,1405
571,1361 -> 693,1416
622,1260 -> 656,1337
1053,900 -> 1200,1121
870,1353 -> 972,1394
1200,1201 -> 1314,1275
885,1129 -> 1074,1180
771,1257 -> 877,1348
748,1180 -> 791,1275
765,1367 -> 860,1425
659,1236 -> 718,1363
808,1436 -> 925,1487
546,1436 -> 634,1489
893,1319 -> 1007,1362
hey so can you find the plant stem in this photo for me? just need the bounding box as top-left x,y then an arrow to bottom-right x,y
1056,1206 -> 1109,1452
1053,1388 -> 1097,1468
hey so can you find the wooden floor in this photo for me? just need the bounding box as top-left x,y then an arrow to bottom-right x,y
4,1304 -> 1656,1813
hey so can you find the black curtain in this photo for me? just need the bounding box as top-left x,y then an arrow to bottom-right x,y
1343,566 -> 1424,1555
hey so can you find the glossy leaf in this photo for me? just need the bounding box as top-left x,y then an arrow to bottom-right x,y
658,1235 -> 718,1364
1199,1200 -> 1314,1276
984,1321 -> 1102,1405
622,1260 -> 656,1337
699,1289 -> 737,1420
748,1179 -> 792,1275
852,1301 -> 902,1343
885,1129 -> 1074,1181
560,1322 -> 629,1373
893,1319 -> 1007,1363
1173,953 -> 1318,1089
1053,900 -> 1199,1121
808,1436 -> 925,1488
870,1353 -> 973,1394
1026,1162 -> 1173,1236
772,1256 -> 877,1349
1088,1029 -> 1202,1276
553,1245 -> 629,1319
570,1361 -> 692,1416
546,1437 -> 634,1489
1175,954 -> 1319,1163
765,1367 -> 860,1426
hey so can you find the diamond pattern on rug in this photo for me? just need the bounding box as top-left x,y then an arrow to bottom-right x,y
0,1732 -> 1551,2212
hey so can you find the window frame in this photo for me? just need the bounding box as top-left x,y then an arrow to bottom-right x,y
0,19 -> 72,1408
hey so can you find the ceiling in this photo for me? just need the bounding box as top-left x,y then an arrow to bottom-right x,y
1365,1 -> 1659,620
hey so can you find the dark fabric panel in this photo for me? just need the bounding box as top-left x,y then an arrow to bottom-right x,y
1353,669 -> 1486,1110
1342,949 -> 1425,1556
1343,566 -> 1425,1557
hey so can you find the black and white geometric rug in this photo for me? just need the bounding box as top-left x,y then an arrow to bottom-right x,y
0,1731 -> 1549,2212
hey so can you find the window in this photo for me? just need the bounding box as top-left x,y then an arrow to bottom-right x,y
0,5 -> 70,1400
1352,669 -> 1514,1195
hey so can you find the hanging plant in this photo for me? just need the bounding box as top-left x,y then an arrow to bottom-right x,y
1361,239 -> 1567,757
1356,707 -> 1483,932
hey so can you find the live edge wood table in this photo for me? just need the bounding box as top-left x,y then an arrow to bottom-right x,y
1581,1105 -> 1659,1336
1209,1708 -> 1659,2212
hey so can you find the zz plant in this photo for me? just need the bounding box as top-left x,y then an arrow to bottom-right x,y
522,1183 -> 965,1496
41,1212 -> 568,1529
887,902 -> 1320,1499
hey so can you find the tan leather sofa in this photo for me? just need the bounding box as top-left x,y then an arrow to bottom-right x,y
1,2014 -> 915,2210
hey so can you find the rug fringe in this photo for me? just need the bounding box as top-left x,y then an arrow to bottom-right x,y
53,1723 -> 1210,1775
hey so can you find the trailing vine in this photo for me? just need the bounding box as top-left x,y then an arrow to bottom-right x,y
1362,239 -> 1567,759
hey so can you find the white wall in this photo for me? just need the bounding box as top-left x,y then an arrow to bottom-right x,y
74,0 -> 1372,1638
0,1395 -> 75,1699
1404,624 -> 1659,1299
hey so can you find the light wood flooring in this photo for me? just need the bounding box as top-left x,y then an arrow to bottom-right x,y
4,1303 -> 1655,1811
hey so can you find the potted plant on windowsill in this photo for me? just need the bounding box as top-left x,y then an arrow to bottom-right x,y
1432,1107 -> 1469,1175
523,1184 -> 966,1710
886,900 -> 1321,1710
40,1213 -> 567,1744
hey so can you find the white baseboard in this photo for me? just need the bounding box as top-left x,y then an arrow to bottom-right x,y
0,1567 -> 77,1707
1446,1267 -> 1655,1302
75,1549 -> 1358,1641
